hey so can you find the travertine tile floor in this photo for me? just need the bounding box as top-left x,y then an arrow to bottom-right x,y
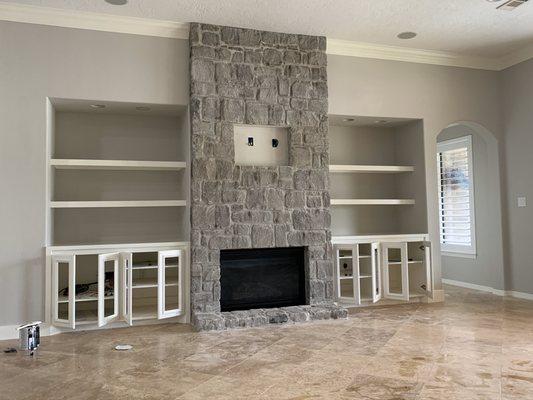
1,285 -> 533,399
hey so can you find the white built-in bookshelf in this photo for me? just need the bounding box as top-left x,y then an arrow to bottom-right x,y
46,99 -> 190,246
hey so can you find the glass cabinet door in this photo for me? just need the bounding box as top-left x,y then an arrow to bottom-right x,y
157,250 -> 183,319
121,252 -> 133,326
382,242 -> 409,301
52,255 -> 76,329
98,253 -> 120,327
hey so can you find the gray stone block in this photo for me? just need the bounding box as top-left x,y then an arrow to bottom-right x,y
221,98 -> 245,123
202,31 -> 220,46
245,102 -> 269,125
191,59 -> 215,82
251,225 -> 274,248
263,48 -> 283,66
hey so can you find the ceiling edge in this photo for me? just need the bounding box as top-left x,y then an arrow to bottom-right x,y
0,2 -> 189,39
0,2 -> 531,71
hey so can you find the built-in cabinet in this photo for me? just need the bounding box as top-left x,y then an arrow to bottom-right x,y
45,98 -> 190,332
49,243 -> 189,330
333,235 -> 433,306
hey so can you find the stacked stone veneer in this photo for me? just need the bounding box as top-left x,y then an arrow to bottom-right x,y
189,23 -> 346,330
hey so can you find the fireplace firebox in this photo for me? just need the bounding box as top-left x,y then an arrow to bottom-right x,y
220,247 -> 306,312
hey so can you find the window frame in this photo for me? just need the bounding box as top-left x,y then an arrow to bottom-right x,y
437,135 -> 477,257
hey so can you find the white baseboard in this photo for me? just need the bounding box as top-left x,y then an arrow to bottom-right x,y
0,324 -> 20,341
442,279 -> 533,300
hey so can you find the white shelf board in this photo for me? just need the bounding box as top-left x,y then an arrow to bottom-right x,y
339,276 -> 353,280
388,260 -> 424,265
338,256 -> 353,259
329,165 -> 414,173
331,199 -> 415,206
51,159 -> 186,171
358,255 -> 371,259
359,275 -> 372,279
50,200 -> 186,208
131,263 -> 178,270
130,278 -> 178,289
58,294 -> 113,303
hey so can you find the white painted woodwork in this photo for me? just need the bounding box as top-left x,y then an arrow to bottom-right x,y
382,242 -> 409,301
121,252 -> 133,326
329,165 -> 414,173
330,199 -> 415,206
158,250 -> 183,319
51,159 -> 186,171
51,255 -> 76,329
50,200 -> 186,208
98,253 -> 120,327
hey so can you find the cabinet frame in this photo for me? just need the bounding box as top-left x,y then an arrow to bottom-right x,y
47,242 -> 189,331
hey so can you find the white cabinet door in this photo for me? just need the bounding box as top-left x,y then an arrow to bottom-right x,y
371,243 -> 381,303
382,242 -> 409,301
158,250 -> 183,319
423,241 -> 433,299
98,253 -> 120,327
335,245 -> 359,305
120,252 -> 133,326
52,255 -> 76,329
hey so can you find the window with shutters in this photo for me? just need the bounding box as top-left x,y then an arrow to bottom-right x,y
437,136 -> 476,256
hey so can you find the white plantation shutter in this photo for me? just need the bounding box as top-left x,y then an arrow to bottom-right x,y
437,136 -> 476,255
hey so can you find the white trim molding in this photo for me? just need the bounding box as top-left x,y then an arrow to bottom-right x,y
0,2 -> 189,39
443,278 -> 533,300
0,3 -> 532,71
0,324 -> 20,341
326,38 -> 502,71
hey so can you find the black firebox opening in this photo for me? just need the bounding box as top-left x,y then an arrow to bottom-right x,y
220,247 -> 306,312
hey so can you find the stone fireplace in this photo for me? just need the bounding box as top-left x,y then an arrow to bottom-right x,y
189,23 -> 346,330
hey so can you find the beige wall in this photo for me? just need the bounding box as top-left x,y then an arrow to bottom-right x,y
328,55 -> 504,291
0,21 -> 189,326
502,58 -> 533,295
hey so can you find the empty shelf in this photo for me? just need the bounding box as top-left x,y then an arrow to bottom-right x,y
359,275 -> 372,279
50,200 -> 187,208
388,260 -> 424,265
58,294 -> 114,303
339,276 -> 353,280
130,278 -> 178,289
51,159 -> 186,171
131,263 -> 178,270
329,165 -> 414,173
331,199 -> 415,206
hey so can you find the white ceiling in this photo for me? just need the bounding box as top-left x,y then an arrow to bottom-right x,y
3,0 -> 533,57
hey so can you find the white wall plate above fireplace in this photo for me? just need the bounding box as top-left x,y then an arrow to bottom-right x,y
234,125 -> 288,166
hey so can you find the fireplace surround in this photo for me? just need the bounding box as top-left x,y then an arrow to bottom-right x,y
189,23 -> 346,330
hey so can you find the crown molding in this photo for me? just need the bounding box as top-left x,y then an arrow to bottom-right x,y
497,44 -> 533,70
0,2 -> 189,39
1,2 -> 531,71
326,38 -> 502,71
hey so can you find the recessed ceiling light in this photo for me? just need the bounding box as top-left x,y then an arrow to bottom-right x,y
90,104 -> 106,109
375,120 -> 388,124
342,118 -> 355,122
397,32 -> 417,40
135,106 -> 151,112
105,0 -> 128,5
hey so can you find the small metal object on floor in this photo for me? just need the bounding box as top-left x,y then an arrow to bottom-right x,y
114,344 -> 133,351
17,321 -> 42,356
